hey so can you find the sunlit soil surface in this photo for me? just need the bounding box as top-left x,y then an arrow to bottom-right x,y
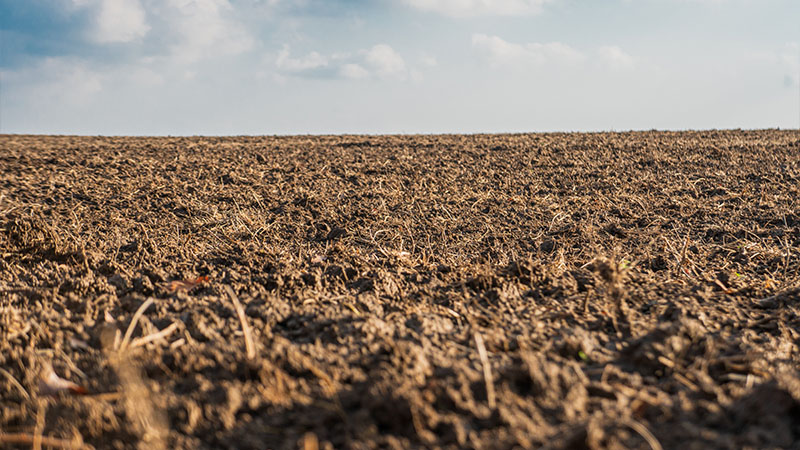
1,130 -> 799,449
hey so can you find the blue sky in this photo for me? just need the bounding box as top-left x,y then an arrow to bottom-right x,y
1,0 -> 798,135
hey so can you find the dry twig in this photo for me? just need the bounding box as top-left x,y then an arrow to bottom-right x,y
224,285 -> 256,360
626,419 -> 663,450
130,322 -> 180,348
0,432 -> 88,450
474,331 -> 496,409
118,298 -> 154,351
678,234 -> 690,276
34,398 -> 46,450
0,367 -> 29,400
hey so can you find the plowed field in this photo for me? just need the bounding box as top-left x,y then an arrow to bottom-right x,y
2,130 -> 800,449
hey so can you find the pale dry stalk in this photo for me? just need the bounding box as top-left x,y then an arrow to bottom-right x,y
626,419 -> 663,450
130,322 -> 180,348
119,298 -> 155,351
474,331 -> 496,409
0,432 -> 88,450
224,285 -> 256,360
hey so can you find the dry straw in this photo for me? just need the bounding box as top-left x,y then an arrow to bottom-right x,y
224,285 -> 256,359
118,298 -> 155,351
0,432 -> 88,450
474,332 -> 496,409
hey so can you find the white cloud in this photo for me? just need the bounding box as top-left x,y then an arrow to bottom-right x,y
472,33 -> 584,67
676,0 -> 728,3
402,0 -> 553,17
420,54 -> 438,67
3,58 -> 104,107
274,44 -> 414,81
71,0 -> 253,62
129,66 -> 165,86
276,45 -> 328,72
598,45 -> 634,70
163,0 -> 255,63
92,0 -> 150,43
340,63 -> 370,79
364,44 -> 408,79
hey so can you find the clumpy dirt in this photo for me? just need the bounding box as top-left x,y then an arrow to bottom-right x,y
1,130 -> 800,449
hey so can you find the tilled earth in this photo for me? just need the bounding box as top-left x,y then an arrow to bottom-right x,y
1,130 -> 800,449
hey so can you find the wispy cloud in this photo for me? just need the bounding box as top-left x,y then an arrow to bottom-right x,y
401,0 -> 554,17
274,44 -> 415,81
340,63 -> 370,79
3,57 -> 105,107
598,45 -> 634,70
67,0 -> 254,62
157,0 -> 255,63
276,46 -> 328,73
90,0 -> 150,43
363,44 -> 408,79
472,33 -> 584,67
472,34 -> 640,72
419,54 -> 438,67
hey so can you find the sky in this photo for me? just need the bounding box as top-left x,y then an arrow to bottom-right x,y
0,0 -> 799,135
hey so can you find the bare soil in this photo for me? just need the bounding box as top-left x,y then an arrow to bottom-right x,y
1,130 -> 800,449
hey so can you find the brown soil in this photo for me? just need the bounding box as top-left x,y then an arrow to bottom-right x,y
1,130 -> 800,450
